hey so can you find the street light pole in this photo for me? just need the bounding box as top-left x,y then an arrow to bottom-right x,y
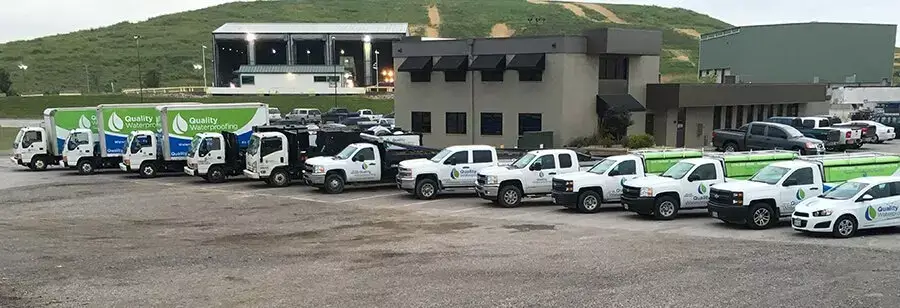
134,35 -> 143,103
17,64 -> 27,94
374,50 -> 380,86
201,45 -> 208,88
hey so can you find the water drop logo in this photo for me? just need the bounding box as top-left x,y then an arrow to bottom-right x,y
108,112 -> 124,132
865,206 -> 878,221
172,114 -> 188,135
78,115 -> 92,129
795,189 -> 806,200
361,162 -> 368,170
450,168 -> 461,179
697,183 -> 708,194
619,178 -> 626,186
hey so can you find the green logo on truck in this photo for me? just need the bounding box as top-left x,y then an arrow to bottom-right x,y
450,168 -> 461,179
796,189 -> 806,200
866,206 -> 878,221
698,183 -> 708,194
166,108 -> 260,137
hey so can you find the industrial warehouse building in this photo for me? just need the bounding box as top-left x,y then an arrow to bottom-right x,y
699,22 -> 897,85
393,28 -> 829,148
209,23 -> 408,95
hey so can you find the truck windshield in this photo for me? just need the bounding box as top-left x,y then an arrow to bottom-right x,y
749,165 -> 790,184
820,181 -> 868,200
247,135 -> 260,156
661,162 -> 694,179
430,149 -> 452,163
125,134 -> 134,154
187,136 -> 202,156
66,132 -> 90,151
336,146 -> 358,160
13,129 -> 24,148
588,159 -> 616,174
511,154 -> 536,169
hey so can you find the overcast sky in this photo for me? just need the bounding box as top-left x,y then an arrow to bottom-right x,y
0,0 -> 897,44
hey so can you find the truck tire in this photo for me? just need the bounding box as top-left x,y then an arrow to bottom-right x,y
324,174 -> 345,194
76,160 -> 95,175
415,178 -> 438,200
497,185 -> 523,208
747,202 -> 776,229
30,157 -> 48,171
268,169 -> 290,187
832,215 -> 857,238
139,162 -> 158,178
653,196 -> 679,220
577,190 -> 602,213
207,166 -> 226,183
723,142 -> 738,152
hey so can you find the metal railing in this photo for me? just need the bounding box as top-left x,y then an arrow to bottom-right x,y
121,87 -> 207,95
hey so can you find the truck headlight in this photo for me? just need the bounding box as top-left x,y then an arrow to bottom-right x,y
639,187 -> 653,197
313,165 -> 325,174
485,175 -> 499,185
805,142 -> 817,148
733,192 -> 743,205
812,209 -> 833,217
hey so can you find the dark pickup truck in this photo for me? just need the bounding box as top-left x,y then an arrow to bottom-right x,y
321,107 -> 352,124
712,122 -> 825,155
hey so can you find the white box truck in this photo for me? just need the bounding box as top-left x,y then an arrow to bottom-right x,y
10,107 -> 96,170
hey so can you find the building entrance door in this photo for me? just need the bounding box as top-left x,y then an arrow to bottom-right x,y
676,108 -> 686,147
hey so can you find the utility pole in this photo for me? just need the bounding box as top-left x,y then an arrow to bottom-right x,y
134,35 -> 143,102
201,45 -> 208,88
84,64 -> 90,93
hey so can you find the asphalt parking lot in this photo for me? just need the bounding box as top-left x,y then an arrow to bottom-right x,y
3,142 -> 900,307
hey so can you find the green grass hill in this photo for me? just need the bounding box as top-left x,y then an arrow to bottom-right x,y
0,0 -> 732,94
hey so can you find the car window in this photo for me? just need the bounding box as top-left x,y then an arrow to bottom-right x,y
472,150 -> 493,163
24,131 -> 42,143
613,160 -> 636,175
536,154 -> 556,170
749,124 -> 766,136
767,127 -> 787,139
690,163 -> 717,181
784,167 -> 813,186
355,147 -> 375,160
865,182 -> 891,199
558,153 -> 573,168
445,151 -> 469,165
801,120 -> 815,129
819,119 -> 829,127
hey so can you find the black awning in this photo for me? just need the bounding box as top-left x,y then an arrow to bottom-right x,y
507,54 -> 545,70
597,94 -> 646,113
469,55 -> 506,71
432,56 -> 468,71
397,56 -> 433,72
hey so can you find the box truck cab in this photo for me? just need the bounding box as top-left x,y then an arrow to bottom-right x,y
397,145 -> 505,200
183,131 -> 242,182
621,150 -> 797,219
474,149 -> 598,207
792,176 -> 900,238
10,107 -> 96,170
551,148 -> 703,213
708,152 -> 900,229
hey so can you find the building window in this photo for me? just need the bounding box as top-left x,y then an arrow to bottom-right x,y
788,103 -> 799,116
777,104 -> 785,116
746,105 -> 755,124
518,70 -> 543,82
599,56 -> 628,80
645,113 -> 654,135
445,71 -> 466,82
481,70 -> 504,82
767,105 -> 774,118
724,106 -> 733,128
758,105 -> 766,120
736,106 -> 744,127
410,71 -> 431,82
313,76 -> 327,82
518,113 -> 541,135
240,75 -> 255,85
445,112 -> 467,134
713,106 -> 722,129
411,112 -> 431,133
481,113 -> 503,135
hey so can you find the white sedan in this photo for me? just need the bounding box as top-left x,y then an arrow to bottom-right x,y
846,120 -> 895,143
792,176 -> 900,238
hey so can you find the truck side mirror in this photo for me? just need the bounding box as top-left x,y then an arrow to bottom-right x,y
608,169 -> 620,176
444,158 -> 456,165
858,194 -> 874,202
530,162 -> 542,171
782,178 -> 798,186
687,174 -> 700,182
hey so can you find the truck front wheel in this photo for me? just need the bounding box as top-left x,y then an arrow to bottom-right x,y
497,185 -> 523,208
76,160 -> 95,175
748,202 -> 776,229
207,166 -> 227,183
268,170 -> 290,187
139,162 -> 158,178
415,178 -> 438,200
654,196 -> 679,220
577,190 -> 602,213
324,174 -> 345,194
30,157 -> 48,171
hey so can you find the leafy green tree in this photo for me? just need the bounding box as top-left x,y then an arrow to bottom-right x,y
0,69 -> 11,95
143,69 -> 161,88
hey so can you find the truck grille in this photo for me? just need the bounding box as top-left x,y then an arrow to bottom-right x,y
826,130 -> 840,142
477,174 -> 487,185
794,212 -> 810,217
622,185 -> 641,199
552,179 -> 568,192
709,188 -> 734,204
303,163 -> 313,173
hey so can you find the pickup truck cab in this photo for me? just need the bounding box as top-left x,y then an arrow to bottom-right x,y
475,149 -> 596,207
397,145 -> 502,200
622,150 -> 797,219
767,116 -> 860,150
355,109 -> 383,121
551,148 -> 703,213
792,176 -> 900,238
285,108 -> 321,124
708,152 -> 900,229
712,122 -> 824,155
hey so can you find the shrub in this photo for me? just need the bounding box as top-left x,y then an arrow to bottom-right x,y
567,133 -> 617,147
625,134 -> 655,149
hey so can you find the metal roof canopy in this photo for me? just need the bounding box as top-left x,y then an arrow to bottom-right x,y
597,94 -> 646,112
507,53 -> 545,70
432,56 -> 468,71
397,57 -> 433,72
213,23 -> 409,34
469,55 -> 506,71
235,65 -> 344,74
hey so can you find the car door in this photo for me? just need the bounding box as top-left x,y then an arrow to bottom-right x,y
747,124 -> 767,150
766,126 -> 790,150
441,150 -> 470,187
604,159 -> 637,201
778,167 -> 819,216
856,182 -> 895,228
349,147 -> 379,182
682,163 -> 719,209
525,154 -> 556,191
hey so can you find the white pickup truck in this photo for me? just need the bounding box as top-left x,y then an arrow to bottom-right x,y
708,152 -> 900,229
397,145 -> 507,200
621,150 -> 797,219
475,149 -> 596,207
551,148 -> 703,213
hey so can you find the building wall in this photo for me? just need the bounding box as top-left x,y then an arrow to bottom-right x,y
393,57 -> 474,147
626,55 -> 660,136
237,73 -> 342,94
560,54 -> 601,146
699,23 -> 897,84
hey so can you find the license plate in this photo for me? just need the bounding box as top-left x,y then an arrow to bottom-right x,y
792,218 -> 802,227
711,211 -> 718,218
